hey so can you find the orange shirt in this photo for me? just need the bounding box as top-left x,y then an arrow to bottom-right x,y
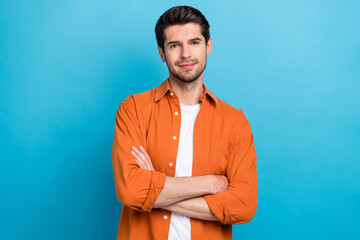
112,79 -> 258,240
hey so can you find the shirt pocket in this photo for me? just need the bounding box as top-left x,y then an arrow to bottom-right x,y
210,138 -> 228,175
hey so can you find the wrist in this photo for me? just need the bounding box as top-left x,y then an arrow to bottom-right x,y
197,175 -> 214,195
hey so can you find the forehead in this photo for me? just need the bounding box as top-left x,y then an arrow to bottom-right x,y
163,23 -> 204,43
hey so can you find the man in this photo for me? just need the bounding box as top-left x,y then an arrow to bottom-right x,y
112,5 -> 257,240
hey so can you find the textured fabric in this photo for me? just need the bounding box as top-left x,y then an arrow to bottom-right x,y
168,103 -> 201,240
111,78 -> 258,240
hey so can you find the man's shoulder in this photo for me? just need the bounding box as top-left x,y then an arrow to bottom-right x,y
214,96 -> 252,142
215,97 -> 248,123
119,86 -> 157,111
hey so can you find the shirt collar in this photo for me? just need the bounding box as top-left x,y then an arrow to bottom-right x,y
154,78 -> 218,105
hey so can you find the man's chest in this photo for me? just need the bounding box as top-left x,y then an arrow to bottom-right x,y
141,103 -> 231,177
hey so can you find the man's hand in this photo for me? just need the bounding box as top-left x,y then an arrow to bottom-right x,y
131,146 -> 155,171
131,146 -> 228,194
207,175 -> 229,195
131,146 -> 229,208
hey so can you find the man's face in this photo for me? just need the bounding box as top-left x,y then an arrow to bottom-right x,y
158,23 -> 212,83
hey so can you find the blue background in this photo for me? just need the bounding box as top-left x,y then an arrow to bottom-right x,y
1,0 -> 359,239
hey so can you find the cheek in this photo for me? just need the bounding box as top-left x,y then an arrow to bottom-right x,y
165,53 -> 176,64
195,48 -> 207,58
197,52 -> 207,63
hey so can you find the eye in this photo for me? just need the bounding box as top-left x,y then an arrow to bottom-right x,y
191,41 -> 200,45
170,44 -> 180,48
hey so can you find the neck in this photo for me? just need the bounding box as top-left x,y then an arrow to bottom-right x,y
168,74 -> 204,105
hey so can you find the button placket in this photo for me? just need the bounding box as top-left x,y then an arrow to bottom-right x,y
168,94 -> 180,177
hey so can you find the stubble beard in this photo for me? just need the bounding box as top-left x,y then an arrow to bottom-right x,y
165,56 -> 207,83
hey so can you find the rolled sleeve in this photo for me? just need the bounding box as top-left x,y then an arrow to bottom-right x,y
112,96 -> 166,212
204,111 -> 258,225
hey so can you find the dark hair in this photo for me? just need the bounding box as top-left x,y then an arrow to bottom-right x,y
155,6 -> 210,51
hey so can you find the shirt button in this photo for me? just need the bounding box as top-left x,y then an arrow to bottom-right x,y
173,136 -> 177,140
170,92 -> 174,96
174,111 -> 178,116
169,163 -> 173,167
164,215 -> 168,220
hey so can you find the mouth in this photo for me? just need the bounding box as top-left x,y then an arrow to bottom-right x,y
178,62 -> 196,69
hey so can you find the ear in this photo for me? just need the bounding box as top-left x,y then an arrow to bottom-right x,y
206,38 -> 213,56
158,46 -> 166,62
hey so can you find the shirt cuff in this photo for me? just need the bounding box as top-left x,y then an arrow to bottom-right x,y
141,171 -> 167,212
204,194 -> 237,225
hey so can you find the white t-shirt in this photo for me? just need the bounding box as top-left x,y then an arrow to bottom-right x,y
168,103 -> 202,240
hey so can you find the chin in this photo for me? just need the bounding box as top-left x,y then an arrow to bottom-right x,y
177,76 -> 200,83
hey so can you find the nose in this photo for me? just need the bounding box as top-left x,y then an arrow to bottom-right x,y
180,45 -> 191,59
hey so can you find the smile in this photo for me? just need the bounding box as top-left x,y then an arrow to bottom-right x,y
178,63 -> 196,69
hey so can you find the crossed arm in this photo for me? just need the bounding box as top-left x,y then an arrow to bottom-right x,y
113,102 -> 257,224
131,146 -> 229,221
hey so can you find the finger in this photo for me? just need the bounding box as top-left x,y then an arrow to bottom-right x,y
139,146 -> 154,170
132,146 -> 147,162
131,150 -> 147,169
133,157 -> 141,167
139,146 -> 151,159
133,146 -> 152,170
134,158 -> 146,169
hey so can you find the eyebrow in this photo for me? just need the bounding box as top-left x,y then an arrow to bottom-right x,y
166,37 -> 202,46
